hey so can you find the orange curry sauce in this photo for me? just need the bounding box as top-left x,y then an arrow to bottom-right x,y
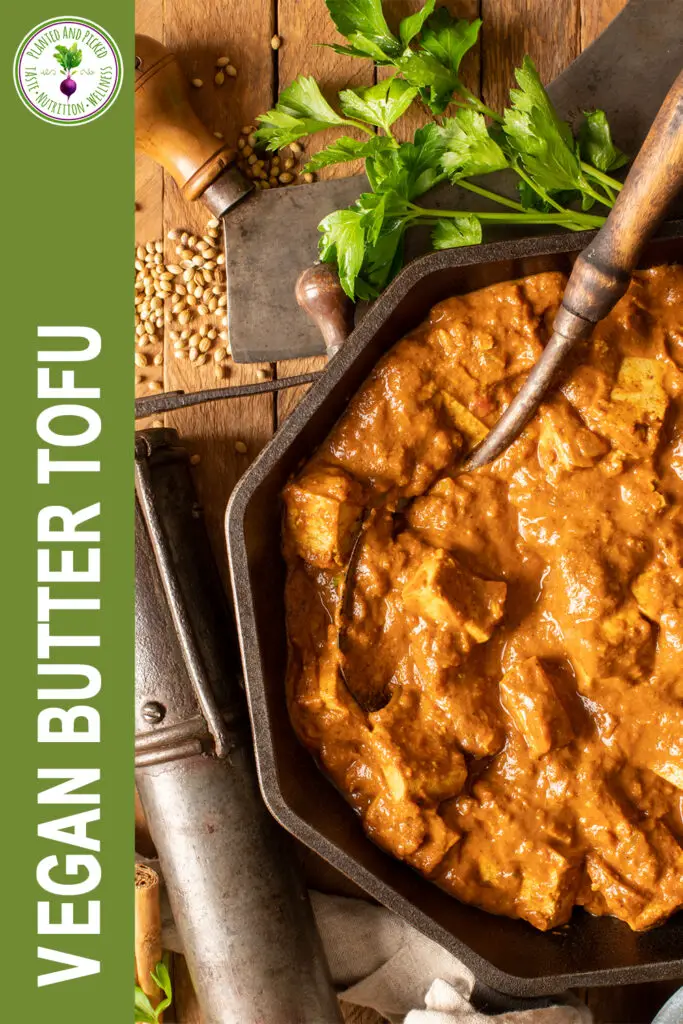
282,267 -> 683,932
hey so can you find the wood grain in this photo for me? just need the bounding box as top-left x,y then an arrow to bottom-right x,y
135,0 -> 164,425
481,0 -> 581,112
275,0 -> 374,423
161,0 -> 276,580
581,0 -> 627,47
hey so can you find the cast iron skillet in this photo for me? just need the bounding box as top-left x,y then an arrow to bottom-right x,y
227,225 -> 683,998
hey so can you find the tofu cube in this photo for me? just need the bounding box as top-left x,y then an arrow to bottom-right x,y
499,657 -> 572,758
283,465 -> 362,568
537,398 -> 608,481
402,549 -> 506,646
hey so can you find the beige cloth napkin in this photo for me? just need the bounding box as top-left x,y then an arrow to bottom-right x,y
311,892 -> 591,1024
139,857 -> 591,1023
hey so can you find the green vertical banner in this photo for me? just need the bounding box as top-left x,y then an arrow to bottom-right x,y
3,3 -> 133,1022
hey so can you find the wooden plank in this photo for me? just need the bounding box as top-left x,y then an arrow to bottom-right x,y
480,0 -> 581,113
161,0 -> 276,579
135,0 -> 164,425
581,0 -> 627,47
275,0 -> 375,424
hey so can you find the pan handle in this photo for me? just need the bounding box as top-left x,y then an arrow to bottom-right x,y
135,34 -> 248,205
295,263 -> 355,359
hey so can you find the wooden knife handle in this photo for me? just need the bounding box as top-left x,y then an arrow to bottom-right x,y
295,264 -> 355,359
558,69 -> 683,331
135,34 -> 237,202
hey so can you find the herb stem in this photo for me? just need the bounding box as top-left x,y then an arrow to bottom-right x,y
342,119 -> 376,137
409,204 -> 607,228
580,162 -> 623,192
513,163 -> 567,215
582,180 -> 616,209
457,179 -> 527,212
456,84 -> 503,124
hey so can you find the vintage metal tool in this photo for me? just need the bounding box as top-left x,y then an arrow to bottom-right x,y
135,0 -> 682,363
135,428 -> 342,1024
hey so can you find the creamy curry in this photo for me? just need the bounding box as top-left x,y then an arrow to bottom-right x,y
282,266 -> 683,932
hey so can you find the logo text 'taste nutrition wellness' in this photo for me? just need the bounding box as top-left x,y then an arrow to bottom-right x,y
14,18 -> 123,125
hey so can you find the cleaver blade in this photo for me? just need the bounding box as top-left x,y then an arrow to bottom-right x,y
225,0 -> 683,363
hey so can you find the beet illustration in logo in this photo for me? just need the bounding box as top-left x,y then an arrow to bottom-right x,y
54,43 -> 82,101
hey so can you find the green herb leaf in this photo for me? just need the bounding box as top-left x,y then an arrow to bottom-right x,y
431,215 -> 483,249
54,43 -> 82,73
399,122 -> 449,196
150,961 -> 172,1001
399,0 -> 436,46
323,36 -> 395,63
325,0 -> 402,58
354,192 -> 388,246
440,109 -> 508,180
420,9 -> 481,75
134,987 -> 157,1024
365,122 -> 446,199
318,209 -> 367,298
304,135 -> 393,172
517,179 -> 579,212
255,76 -> 345,150
503,56 -> 584,194
339,78 -> 418,132
578,110 -> 629,172
356,222 -> 407,300
395,50 -> 458,114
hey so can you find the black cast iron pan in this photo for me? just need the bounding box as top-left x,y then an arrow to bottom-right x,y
226,223 -> 683,998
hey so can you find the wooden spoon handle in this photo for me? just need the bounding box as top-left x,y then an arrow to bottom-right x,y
295,264 -> 355,359
559,69 -> 683,328
135,34 -> 238,202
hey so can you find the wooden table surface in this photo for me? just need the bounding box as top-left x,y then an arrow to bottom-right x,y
134,0 -> 680,1020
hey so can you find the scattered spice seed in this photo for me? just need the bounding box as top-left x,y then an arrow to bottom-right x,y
214,71 -> 225,86
226,65 -> 237,77
234,440 -> 248,454
271,34 -> 282,49
256,367 -> 270,380
215,364 -> 226,380
135,352 -> 148,367
303,172 -> 315,184
147,380 -> 163,392
216,56 -> 230,67
213,131 -> 224,139
191,78 -> 203,88
190,453 -> 201,464
152,419 -> 164,428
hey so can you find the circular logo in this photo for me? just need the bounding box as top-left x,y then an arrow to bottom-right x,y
14,17 -> 123,125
